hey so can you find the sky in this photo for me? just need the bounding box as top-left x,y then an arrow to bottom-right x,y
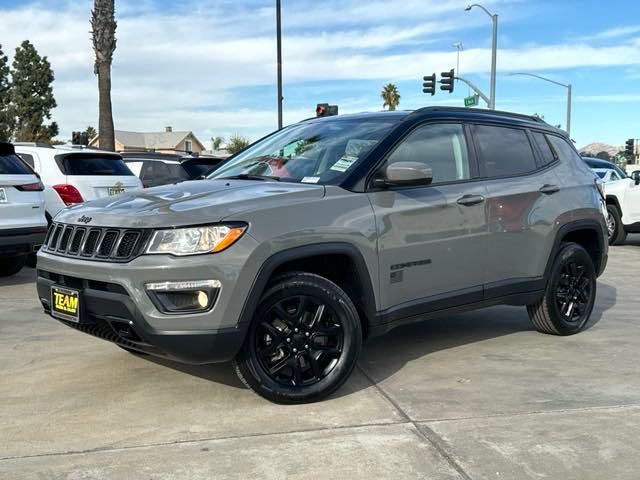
1,0 -> 639,150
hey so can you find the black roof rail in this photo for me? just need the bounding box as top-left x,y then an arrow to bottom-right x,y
411,106 -> 547,124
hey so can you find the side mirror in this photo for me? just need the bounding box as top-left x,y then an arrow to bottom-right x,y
632,171 -> 640,186
373,162 -> 433,188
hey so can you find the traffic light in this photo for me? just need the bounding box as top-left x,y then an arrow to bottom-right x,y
422,73 -> 436,96
440,69 -> 455,93
71,131 -> 81,145
316,103 -> 338,117
625,138 -> 634,157
80,132 -> 89,145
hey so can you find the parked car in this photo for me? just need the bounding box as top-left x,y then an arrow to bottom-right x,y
0,142 -> 47,277
582,157 -> 640,244
14,144 -> 142,222
36,107 -> 608,403
122,152 -> 227,188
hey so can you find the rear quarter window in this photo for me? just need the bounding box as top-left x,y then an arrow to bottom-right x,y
56,154 -> 134,176
0,154 -> 34,175
473,125 -> 537,177
546,135 -> 583,165
530,131 -> 557,166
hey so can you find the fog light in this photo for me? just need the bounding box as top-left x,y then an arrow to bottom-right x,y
145,280 -> 221,314
197,291 -> 209,309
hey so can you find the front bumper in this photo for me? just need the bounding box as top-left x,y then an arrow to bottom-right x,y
37,270 -> 246,364
35,233 -> 262,364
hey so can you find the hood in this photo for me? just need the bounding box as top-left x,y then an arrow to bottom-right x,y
54,179 -> 325,228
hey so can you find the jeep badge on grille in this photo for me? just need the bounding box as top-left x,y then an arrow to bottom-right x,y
78,215 -> 93,224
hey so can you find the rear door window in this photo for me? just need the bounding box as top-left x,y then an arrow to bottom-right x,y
530,131 -> 557,166
56,154 -> 134,176
0,153 -> 33,175
473,125 -> 537,177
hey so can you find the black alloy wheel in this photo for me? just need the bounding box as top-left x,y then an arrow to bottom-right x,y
234,272 -> 362,404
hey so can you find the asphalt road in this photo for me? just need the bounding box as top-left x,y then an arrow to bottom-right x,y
1,237 -> 640,479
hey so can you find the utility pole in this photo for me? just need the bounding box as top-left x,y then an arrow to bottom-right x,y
276,0 -> 283,130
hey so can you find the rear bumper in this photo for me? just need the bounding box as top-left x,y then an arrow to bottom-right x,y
36,271 -> 247,364
0,227 -> 47,256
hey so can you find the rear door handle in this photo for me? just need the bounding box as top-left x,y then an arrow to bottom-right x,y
457,194 -> 485,206
539,184 -> 560,195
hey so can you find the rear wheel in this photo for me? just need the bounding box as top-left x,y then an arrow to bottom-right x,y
0,256 -> 26,277
606,204 -> 626,245
527,243 -> 596,335
233,272 -> 362,404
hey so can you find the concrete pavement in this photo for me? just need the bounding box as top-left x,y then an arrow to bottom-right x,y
1,238 -> 640,479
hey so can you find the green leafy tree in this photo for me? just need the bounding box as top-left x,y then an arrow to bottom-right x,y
211,135 -> 224,150
91,0 -> 117,151
381,83 -> 401,111
0,44 -> 12,141
83,125 -> 97,141
10,40 -> 58,142
226,134 -> 251,154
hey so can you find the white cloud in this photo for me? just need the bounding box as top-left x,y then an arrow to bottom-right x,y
0,0 -> 639,145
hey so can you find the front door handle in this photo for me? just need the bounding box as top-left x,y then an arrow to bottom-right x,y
539,184 -> 560,195
457,194 -> 485,206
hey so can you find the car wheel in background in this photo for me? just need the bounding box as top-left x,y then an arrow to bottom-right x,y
527,243 -> 596,336
0,256 -> 27,277
606,205 -> 626,245
233,272 -> 362,404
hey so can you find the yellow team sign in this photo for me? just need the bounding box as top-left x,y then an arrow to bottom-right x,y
51,287 -> 80,321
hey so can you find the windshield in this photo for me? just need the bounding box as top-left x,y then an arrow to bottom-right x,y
209,118 -> 399,184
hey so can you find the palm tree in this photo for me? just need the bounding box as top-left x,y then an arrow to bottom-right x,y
381,83 -> 401,111
91,0 -> 117,151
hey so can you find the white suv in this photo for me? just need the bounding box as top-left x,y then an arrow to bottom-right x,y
14,144 -> 142,222
0,142 -> 47,277
583,157 -> 640,244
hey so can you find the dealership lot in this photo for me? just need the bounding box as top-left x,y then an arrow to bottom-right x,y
1,239 -> 639,479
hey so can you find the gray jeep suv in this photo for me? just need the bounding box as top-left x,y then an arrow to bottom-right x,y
36,107 -> 608,403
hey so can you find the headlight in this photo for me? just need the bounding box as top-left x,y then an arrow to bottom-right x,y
146,224 -> 247,256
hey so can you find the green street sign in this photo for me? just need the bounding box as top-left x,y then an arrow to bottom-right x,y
464,95 -> 479,107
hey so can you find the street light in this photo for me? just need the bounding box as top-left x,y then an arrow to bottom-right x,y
452,42 -> 463,78
465,4 -> 498,110
508,72 -> 573,136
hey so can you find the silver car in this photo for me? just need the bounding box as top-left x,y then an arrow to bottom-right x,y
36,107 -> 608,403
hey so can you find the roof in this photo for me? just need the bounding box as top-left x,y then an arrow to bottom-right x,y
300,107 -> 559,133
112,130 -> 204,151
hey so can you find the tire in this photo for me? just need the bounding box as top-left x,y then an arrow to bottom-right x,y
527,243 -> 596,336
606,204 -> 627,245
0,256 -> 26,277
233,272 -> 362,404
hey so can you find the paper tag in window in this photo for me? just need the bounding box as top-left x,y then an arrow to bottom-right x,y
330,155 -> 358,172
301,176 -> 320,184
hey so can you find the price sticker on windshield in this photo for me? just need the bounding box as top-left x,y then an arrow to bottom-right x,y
330,155 -> 358,173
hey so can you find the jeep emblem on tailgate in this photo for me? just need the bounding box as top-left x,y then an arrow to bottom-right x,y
78,215 -> 92,224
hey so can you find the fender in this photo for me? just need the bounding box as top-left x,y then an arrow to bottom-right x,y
605,194 -> 622,215
236,242 -> 377,332
543,219 -> 607,279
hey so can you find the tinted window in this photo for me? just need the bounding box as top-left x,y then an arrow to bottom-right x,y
595,171 -> 606,179
17,153 -> 35,168
0,154 -> 33,175
56,154 -> 134,176
182,159 -> 223,178
474,125 -> 537,177
547,135 -> 582,165
530,131 -> 556,166
384,124 -> 471,184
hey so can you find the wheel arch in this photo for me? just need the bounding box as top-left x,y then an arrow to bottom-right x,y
545,219 -> 607,279
237,242 -> 377,338
605,194 -> 622,214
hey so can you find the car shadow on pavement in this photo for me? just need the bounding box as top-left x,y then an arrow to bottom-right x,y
0,267 -> 37,287
136,283 -> 617,399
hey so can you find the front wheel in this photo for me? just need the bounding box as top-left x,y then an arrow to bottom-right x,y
527,243 -> 596,336
233,272 -> 362,404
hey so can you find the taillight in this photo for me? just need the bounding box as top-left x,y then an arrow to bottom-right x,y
15,181 -> 45,192
52,184 -> 84,205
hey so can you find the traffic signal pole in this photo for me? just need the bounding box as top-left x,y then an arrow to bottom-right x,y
454,76 -> 491,107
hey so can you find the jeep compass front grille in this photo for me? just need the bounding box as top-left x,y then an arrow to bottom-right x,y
43,223 -> 150,262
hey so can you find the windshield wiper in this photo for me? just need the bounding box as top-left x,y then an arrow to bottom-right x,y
218,174 -> 281,182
